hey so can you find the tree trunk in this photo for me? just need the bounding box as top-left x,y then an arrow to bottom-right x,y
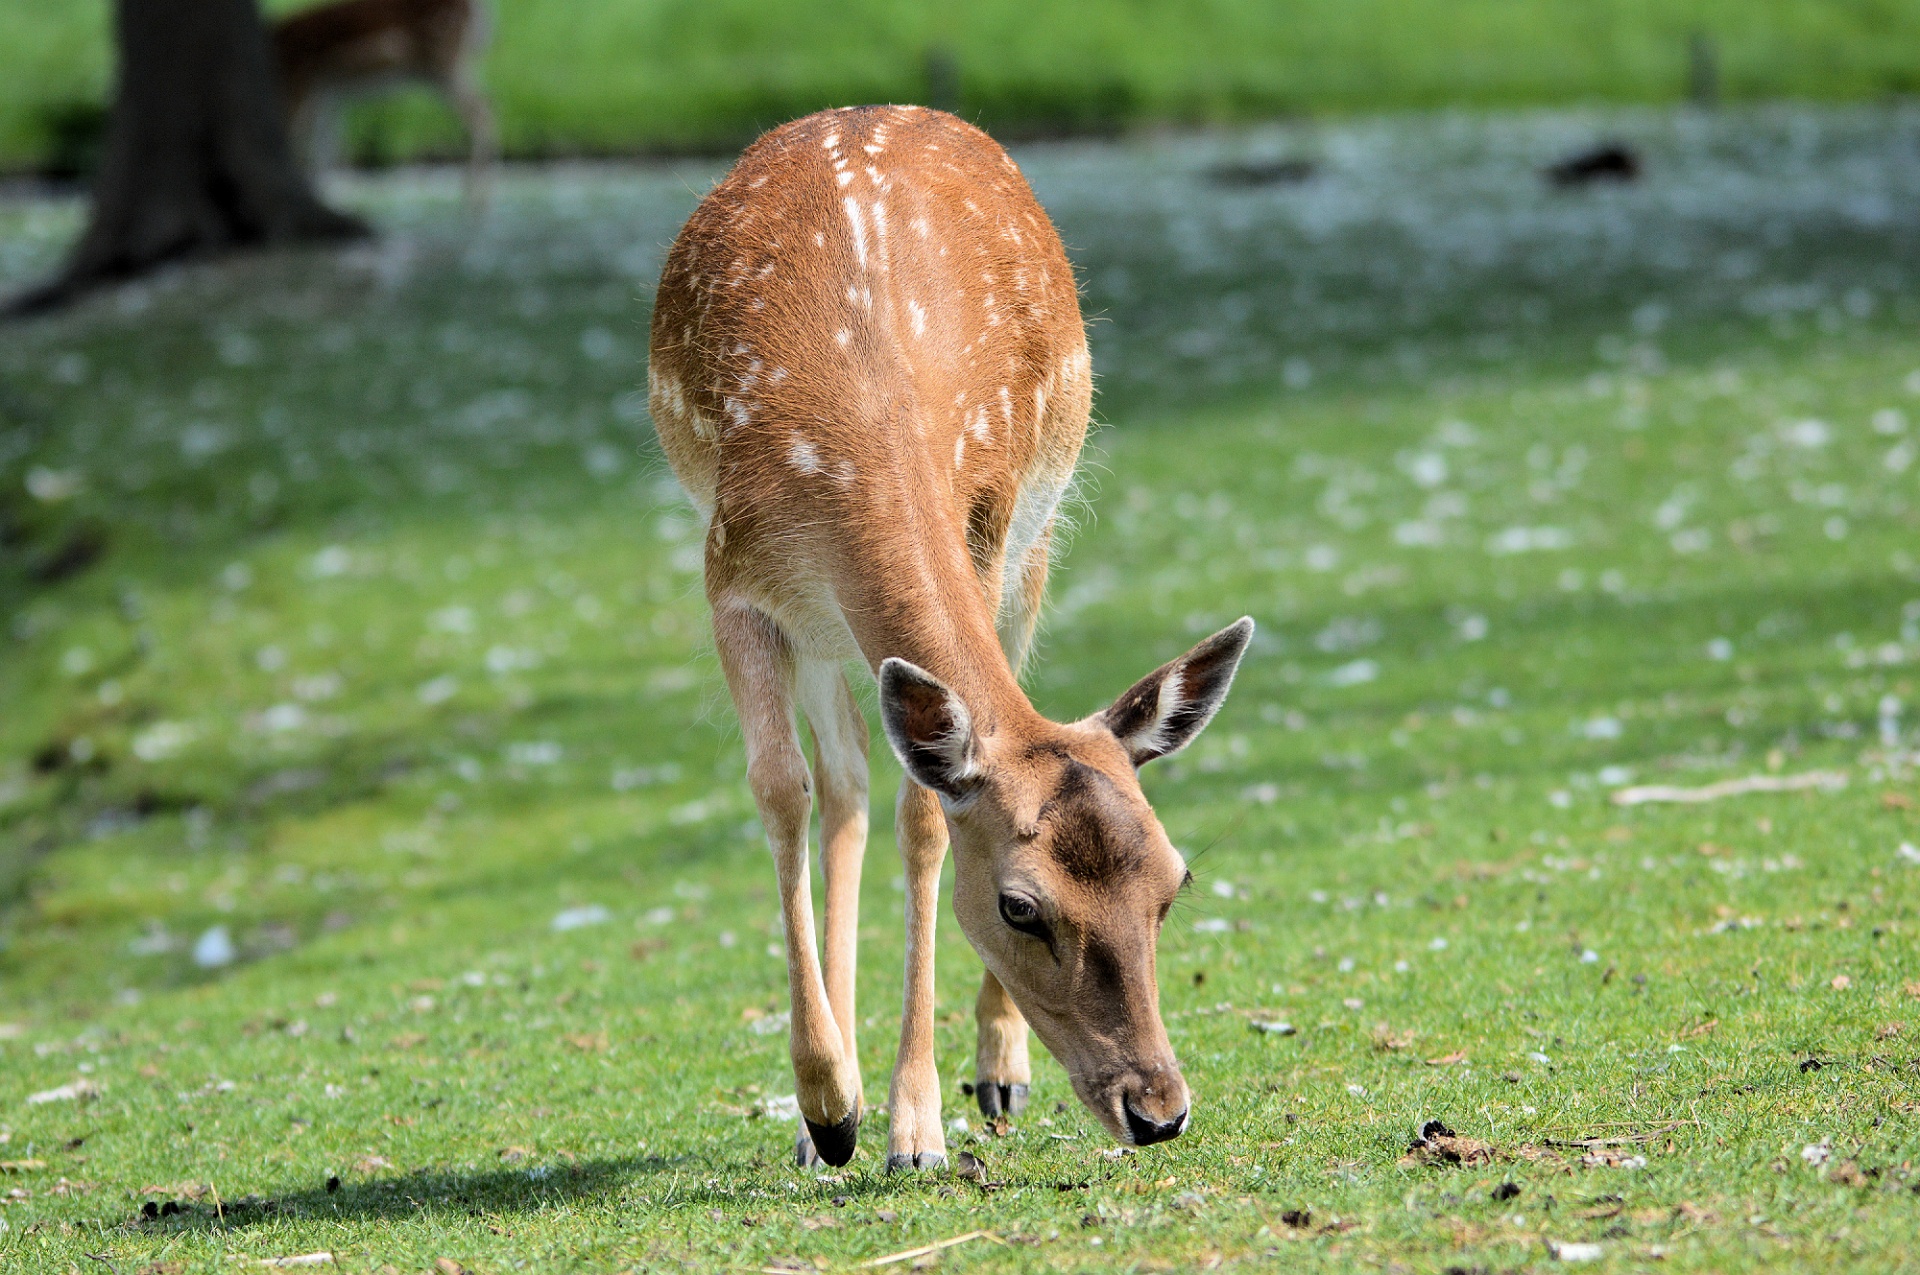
9,0 -> 368,315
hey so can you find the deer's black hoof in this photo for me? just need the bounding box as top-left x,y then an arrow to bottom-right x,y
976,1081 -> 1029,1119
803,1111 -> 859,1167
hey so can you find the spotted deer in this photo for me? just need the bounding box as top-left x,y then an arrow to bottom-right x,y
272,0 -> 495,206
649,105 -> 1253,1169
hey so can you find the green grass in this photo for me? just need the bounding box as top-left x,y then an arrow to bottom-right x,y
7,0 -> 1920,171
2,105 -> 1920,1271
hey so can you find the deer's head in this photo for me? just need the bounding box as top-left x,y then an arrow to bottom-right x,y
878,618 -> 1254,1146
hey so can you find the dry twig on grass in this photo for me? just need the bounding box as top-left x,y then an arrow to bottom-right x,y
1610,771 -> 1846,806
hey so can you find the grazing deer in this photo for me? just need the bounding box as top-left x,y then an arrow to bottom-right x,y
649,105 -> 1253,1169
272,0 -> 495,206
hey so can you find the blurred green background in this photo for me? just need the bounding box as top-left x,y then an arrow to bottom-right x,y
4,0 -> 1920,174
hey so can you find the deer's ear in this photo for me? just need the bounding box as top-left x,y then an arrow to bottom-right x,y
1100,618 -> 1255,767
879,658 -> 981,799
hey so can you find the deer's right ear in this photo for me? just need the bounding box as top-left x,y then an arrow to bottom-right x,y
878,658 -> 980,800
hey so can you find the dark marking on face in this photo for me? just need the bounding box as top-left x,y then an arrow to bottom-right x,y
1041,761 -> 1147,884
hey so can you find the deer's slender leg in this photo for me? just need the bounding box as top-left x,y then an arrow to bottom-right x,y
973,528 -> 1048,1117
798,658 -> 869,1113
711,602 -> 861,1167
449,73 -> 496,209
973,970 -> 1032,1117
886,779 -> 949,1170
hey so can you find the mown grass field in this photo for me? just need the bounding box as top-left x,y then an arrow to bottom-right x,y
5,0 -> 1920,172
2,104 -> 1920,1272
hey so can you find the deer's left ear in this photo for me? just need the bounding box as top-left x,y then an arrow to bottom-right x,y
1099,617 -> 1255,767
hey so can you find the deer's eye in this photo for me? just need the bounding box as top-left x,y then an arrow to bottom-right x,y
998,892 -> 1047,937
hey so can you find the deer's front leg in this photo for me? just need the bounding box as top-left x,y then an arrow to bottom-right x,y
799,659 -> 869,1117
712,604 -> 862,1167
886,780 -> 949,1170
973,969 -> 1031,1118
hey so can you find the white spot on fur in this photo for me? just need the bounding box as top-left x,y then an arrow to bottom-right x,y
844,198 -> 868,270
789,440 -> 823,474
823,134 -> 839,149
908,299 -> 927,337
913,217 -> 929,238
769,366 -> 788,383
725,397 -> 752,430
749,175 -> 768,188
954,434 -> 966,468
998,385 -> 1014,427
836,171 -> 855,187
835,329 -> 850,347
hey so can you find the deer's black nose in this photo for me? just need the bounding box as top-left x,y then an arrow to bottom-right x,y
1123,1098 -> 1189,1146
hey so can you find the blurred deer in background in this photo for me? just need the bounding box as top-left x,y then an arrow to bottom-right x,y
273,0 -> 495,207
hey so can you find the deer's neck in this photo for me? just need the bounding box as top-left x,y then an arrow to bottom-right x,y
831,467 -> 1039,739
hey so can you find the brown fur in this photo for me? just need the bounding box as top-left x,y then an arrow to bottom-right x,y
649,106 -> 1251,1166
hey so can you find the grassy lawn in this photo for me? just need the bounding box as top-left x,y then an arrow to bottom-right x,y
2,104 -> 1920,1271
6,0 -> 1920,171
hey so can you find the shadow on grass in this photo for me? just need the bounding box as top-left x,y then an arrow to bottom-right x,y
141,1153 -> 718,1231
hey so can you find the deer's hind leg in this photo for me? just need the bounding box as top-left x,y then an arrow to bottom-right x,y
970,530 -> 1051,1119
711,603 -> 862,1167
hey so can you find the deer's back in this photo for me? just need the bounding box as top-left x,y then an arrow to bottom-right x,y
650,106 -> 1091,653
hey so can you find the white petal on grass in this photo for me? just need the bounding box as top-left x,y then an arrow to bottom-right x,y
254,1256 -> 334,1269
748,1012 -> 790,1037
757,1094 -> 801,1121
194,925 -> 236,968
1193,917 -> 1232,933
308,545 -> 351,578
1800,1141 -> 1831,1166
552,905 -> 610,932
25,1078 -> 99,1105
1707,637 -> 1734,661
417,676 -> 459,705
258,704 -> 306,733
25,467 -> 83,502
1897,843 -> 1920,866
1581,716 -> 1623,740
1328,659 -> 1378,687
132,722 -> 194,762
1486,526 -> 1572,555
507,741 -> 562,766
1550,1241 -> 1605,1263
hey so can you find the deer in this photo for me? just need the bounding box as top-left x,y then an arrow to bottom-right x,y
648,104 -> 1253,1170
271,0 -> 496,207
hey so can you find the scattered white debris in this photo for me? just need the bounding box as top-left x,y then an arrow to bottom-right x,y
1251,1021 -> 1296,1036
25,467 -> 82,503
1328,659 -> 1378,687
1897,843 -> 1920,866
255,1255 -> 333,1269
947,1116 -> 970,1135
129,721 -> 192,760
1487,525 -> 1572,554
1580,949 -> 1600,964
1611,770 -> 1846,805
748,1012 -> 789,1037
193,925 -> 236,968
1193,917 -> 1232,933
26,1078 -> 98,1105
1528,1051 -> 1552,1066
551,905 -> 609,932
1801,1141 -> 1831,1167
757,1094 -> 801,1121
1550,1241 -> 1605,1263
417,676 -> 459,705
